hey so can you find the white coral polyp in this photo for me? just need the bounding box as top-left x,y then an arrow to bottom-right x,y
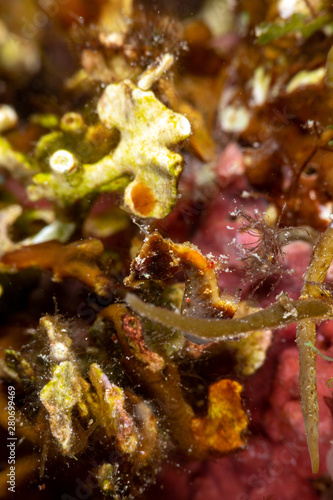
50,150 -> 77,174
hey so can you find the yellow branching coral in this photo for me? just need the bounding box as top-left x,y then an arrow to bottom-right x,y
28,80 -> 191,218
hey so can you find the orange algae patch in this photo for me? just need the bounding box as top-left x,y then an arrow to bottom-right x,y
192,379 -> 248,454
2,239 -> 110,295
130,182 -> 156,216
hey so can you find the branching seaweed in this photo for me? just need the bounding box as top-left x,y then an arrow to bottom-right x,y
297,220 -> 333,473
125,293 -> 331,343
